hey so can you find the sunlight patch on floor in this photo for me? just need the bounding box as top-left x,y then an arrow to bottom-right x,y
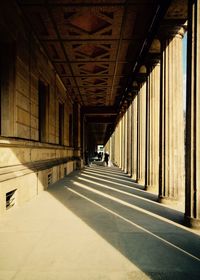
71,179 -> 199,236
0,189 -> 151,280
68,186 -> 200,263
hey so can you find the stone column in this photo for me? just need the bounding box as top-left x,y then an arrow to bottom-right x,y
120,116 -> 123,169
114,123 -> 121,166
121,112 -> 127,172
111,133 -> 115,163
159,29 -> 185,207
105,138 -> 111,156
118,120 -> 122,169
137,81 -> 147,185
127,104 -> 132,176
124,109 -> 128,173
185,0 -> 200,228
131,95 -> 138,180
146,63 -> 160,192
119,120 -> 122,168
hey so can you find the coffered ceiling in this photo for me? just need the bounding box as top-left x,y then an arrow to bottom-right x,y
17,0 -> 172,144
17,0 -> 163,105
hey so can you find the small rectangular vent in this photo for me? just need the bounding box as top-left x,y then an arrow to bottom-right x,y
6,189 -> 16,210
48,173 -> 52,185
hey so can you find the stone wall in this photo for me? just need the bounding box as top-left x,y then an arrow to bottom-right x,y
0,1 -> 80,216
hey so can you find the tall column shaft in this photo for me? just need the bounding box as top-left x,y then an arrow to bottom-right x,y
146,63 -> 160,191
185,0 -> 200,228
109,136 -> 112,162
131,95 -> 138,180
120,117 -> 124,170
127,105 -> 132,176
124,110 -> 128,173
137,82 -> 147,185
111,134 -> 115,163
159,31 -> 185,206
114,123 -> 120,166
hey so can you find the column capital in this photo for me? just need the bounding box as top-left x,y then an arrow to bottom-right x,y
145,38 -> 161,69
144,52 -> 161,70
134,73 -> 147,84
158,21 -> 186,41
127,81 -> 139,97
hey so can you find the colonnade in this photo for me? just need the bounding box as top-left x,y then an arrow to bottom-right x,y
106,1 -> 200,228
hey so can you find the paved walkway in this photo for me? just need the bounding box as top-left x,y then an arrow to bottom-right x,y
0,165 -> 200,280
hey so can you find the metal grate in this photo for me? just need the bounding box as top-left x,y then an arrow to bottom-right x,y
6,189 -> 16,210
48,173 -> 52,185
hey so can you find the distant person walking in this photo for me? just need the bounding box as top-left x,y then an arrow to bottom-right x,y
104,151 -> 109,166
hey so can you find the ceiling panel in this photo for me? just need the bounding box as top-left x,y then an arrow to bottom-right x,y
17,0 -> 168,143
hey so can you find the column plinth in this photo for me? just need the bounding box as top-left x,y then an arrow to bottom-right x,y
184,216 -> 200,229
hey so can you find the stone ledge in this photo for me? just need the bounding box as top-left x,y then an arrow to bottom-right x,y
0,136 -> 74,150
0,157 -> 78,182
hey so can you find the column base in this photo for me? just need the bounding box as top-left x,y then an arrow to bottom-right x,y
184,215 -> 200,229
131,177 -> 137,182
131,174 -> 137,181
158,196 -> 184,212
136,179 -> 145,186
145,185 -> 158,194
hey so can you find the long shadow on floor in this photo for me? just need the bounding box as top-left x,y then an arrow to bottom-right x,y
48,167 -> 200,280
76,166 -> 183,224
84,166 -> 146,190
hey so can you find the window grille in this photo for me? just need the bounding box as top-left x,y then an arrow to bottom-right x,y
48,173 -> 52,185
6,189 -> 16,210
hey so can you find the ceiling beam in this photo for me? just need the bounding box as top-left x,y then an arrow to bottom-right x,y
86,115 -> 117,123
82,106 -> 117,116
